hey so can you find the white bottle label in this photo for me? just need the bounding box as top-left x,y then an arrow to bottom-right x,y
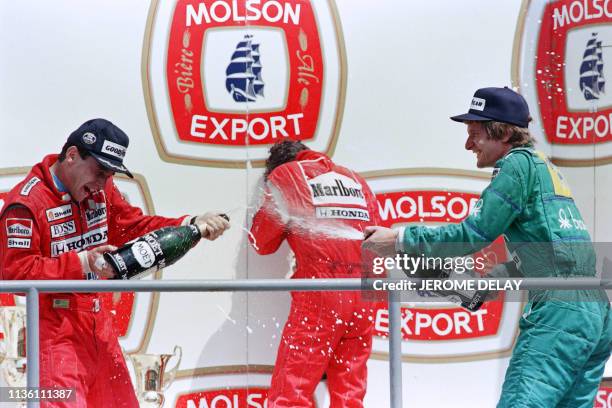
131,241 -> 156,268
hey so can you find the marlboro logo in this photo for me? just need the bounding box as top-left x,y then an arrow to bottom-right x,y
85,205 -> 107,228
6,218 -> 33,237
306,172 -> 366,207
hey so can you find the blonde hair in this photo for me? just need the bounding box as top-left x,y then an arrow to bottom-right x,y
483,121 -> 536,147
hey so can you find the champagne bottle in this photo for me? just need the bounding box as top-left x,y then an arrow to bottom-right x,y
431,269 -> 489,312
404,255 -> 489,312
105,225 -> 202,280
105,213 -> 229,280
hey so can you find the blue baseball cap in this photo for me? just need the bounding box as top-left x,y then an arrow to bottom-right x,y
450,87 -> 530,128
67,119 -> 133,178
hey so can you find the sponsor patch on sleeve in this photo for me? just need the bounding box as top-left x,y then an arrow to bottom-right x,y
6,218 -> 33,237
7,238 -> 31,249
20,177 -> 41,196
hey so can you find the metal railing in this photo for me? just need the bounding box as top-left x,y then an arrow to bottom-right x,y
0,277 -> 609,408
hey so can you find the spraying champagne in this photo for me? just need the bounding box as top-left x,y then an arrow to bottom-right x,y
105,214 -> 229,280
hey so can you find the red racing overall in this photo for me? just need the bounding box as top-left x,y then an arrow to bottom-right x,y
0,154 -> 186,407
250,150 -> 380,408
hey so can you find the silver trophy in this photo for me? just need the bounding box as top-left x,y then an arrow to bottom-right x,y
127,346 -> 182,408
0,306 -> 27,407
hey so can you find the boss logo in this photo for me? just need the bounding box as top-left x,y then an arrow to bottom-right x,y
50,220 -> 76,239
144,0 -> 345,167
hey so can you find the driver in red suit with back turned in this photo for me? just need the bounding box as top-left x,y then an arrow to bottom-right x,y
249,141 -> 381,408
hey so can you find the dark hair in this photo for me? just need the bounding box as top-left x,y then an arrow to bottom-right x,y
264,140 -> 309,179
483,121 -> 536,147
58,142 -> 91,162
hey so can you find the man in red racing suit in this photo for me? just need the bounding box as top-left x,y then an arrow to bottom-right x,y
249,141 -> 380,407
0,118 -> 229,407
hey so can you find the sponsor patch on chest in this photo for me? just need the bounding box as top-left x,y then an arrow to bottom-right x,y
46,204 -> 73,222
49,220 -> 77,238
50,226 -> 108,257
85,203 -> 107,228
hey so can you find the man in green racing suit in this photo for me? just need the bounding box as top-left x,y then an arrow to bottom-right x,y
364,86 -> 611,408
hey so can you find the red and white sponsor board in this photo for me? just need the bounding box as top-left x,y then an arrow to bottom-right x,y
515,0 -> 612,165
0,169 -> 158,353
144,0 -> 345,167
176,387 -> 270,408
595,379 -> 612,408
364,170 -> 523,359
166,373 -> 324,407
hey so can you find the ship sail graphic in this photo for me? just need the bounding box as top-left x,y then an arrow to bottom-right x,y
225,35 -> 265,102
579,32 -> 605,100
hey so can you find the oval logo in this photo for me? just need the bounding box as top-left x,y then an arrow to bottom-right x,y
143,0 -> 346,167
363,169 -> 522,361
515,0 -> 612,166
82,132 -> 96,145
131,240 -> 156,268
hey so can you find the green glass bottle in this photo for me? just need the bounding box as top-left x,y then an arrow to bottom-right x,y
105,225 -> 202,280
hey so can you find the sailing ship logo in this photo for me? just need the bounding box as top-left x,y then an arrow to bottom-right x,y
580,33 -> 605,101
514,0 -> 612,165
146,0 -> 345,167
226,35 -> 265,103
